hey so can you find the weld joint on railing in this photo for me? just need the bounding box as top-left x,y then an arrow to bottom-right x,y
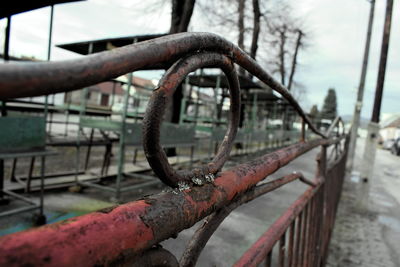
294,171 -> 318,187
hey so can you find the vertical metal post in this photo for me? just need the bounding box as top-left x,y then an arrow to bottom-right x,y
10,158 -> 17,182
0,159 -> 4,200
178,77 -> 189,124
1,16 -> 11,116
115,72 -> 133,201
75,43 -> 93,184
347,0 -> 375,171
361,0 -> 393,182
214,73 -> 221,124
84,129 -> 94,171
40,156 -> 45,217
301,118 -> 305,142
196,69 -> 203,124
278,232 -> 286,267
27,157 -> 36,192
250,92 -> 258,151
3,16 -> 11,61
251,92 -> 258,129
44,5 -> 54,135
319,145 -> 327,181
64,98 -> 71,137
287,221 -> 295,267
111,82 -> 116,107
134,96 -> 140,121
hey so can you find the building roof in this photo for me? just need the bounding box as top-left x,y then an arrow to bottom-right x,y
191,75 -> 280,103
0,0 -> 84,19
88,81 -> 124,95
56,34 -> 167,55
88,76 -> 155,96
384,118 -> 400,128
246,88 -> 280,102
381,113 -> 400,128
0,55 -> 42,62
132,76 -> 155,90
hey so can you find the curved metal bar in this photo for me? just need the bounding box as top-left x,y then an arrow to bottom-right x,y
0,139 -> 327,267
142,52 -> 240,187
180,172 -> 310,267
0,32 -> 325,138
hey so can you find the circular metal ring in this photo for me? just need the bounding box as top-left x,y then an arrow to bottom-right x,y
142,52 -> 241,188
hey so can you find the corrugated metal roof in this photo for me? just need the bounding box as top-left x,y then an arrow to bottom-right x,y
0,0 -> 84,19
56,34 -> 167,55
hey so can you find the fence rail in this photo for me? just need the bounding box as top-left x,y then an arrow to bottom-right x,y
0,32 -> 347,266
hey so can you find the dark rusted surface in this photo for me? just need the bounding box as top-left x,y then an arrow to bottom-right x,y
0,139 -> 326,266
233,186 -> 319,267
179,172 -> 306,267
234,134 -> 349,267
0,31 -> 349,266
142,52 -> 240,187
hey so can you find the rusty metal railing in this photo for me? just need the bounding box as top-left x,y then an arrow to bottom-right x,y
0,33 -> 347,266
235,134 -> 348,267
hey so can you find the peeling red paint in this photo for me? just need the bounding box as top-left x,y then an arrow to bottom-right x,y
0,32 -> 347,266
0,201 -> 153,266
0,139 -> 328,266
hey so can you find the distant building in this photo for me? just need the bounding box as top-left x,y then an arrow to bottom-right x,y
64,76 -> 156,113
380,115 -> 400,142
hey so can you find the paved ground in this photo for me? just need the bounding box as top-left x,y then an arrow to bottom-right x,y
327,138 -> 400,267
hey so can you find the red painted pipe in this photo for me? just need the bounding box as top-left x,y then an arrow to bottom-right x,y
0,139 -> 324,266
233,186 -> 318,267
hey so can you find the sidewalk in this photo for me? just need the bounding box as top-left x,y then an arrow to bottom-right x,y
327,138 -> 400,266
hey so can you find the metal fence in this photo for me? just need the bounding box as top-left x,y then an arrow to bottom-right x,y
0,33 -> 348,266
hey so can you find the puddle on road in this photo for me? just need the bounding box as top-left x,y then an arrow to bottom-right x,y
369,191 -> 395,208
376,199 -> 395,208
378,215 -> 400,232
383,168 -> 399,179
350,171 -> 361,183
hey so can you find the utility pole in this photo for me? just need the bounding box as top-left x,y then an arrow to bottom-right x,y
361,0 -> 394,182
347,0 -> 375,171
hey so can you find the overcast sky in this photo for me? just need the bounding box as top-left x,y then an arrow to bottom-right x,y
1,0 -> 399,120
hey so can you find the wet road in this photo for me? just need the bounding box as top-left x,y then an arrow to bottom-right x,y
328,138 -> 400,267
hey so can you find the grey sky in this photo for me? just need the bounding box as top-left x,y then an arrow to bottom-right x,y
1,0 -> 399,119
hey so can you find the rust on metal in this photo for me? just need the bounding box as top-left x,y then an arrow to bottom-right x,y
0,31 -> 350,266
179,172 -> 307,267
0,140 -> 325,266
142,52 -> 240,187
234,134 -> 349,267
233,185 -> 318,267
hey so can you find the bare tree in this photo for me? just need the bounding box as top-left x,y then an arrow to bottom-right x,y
263,11 -> 308,93
249,0 -> 261,60
167,0 -> 197,125
287,29 -> 304,90
238,0 -> 246,51
170,0 -> 196,33
170,0 -> 309,132
167,0 -> 196,155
